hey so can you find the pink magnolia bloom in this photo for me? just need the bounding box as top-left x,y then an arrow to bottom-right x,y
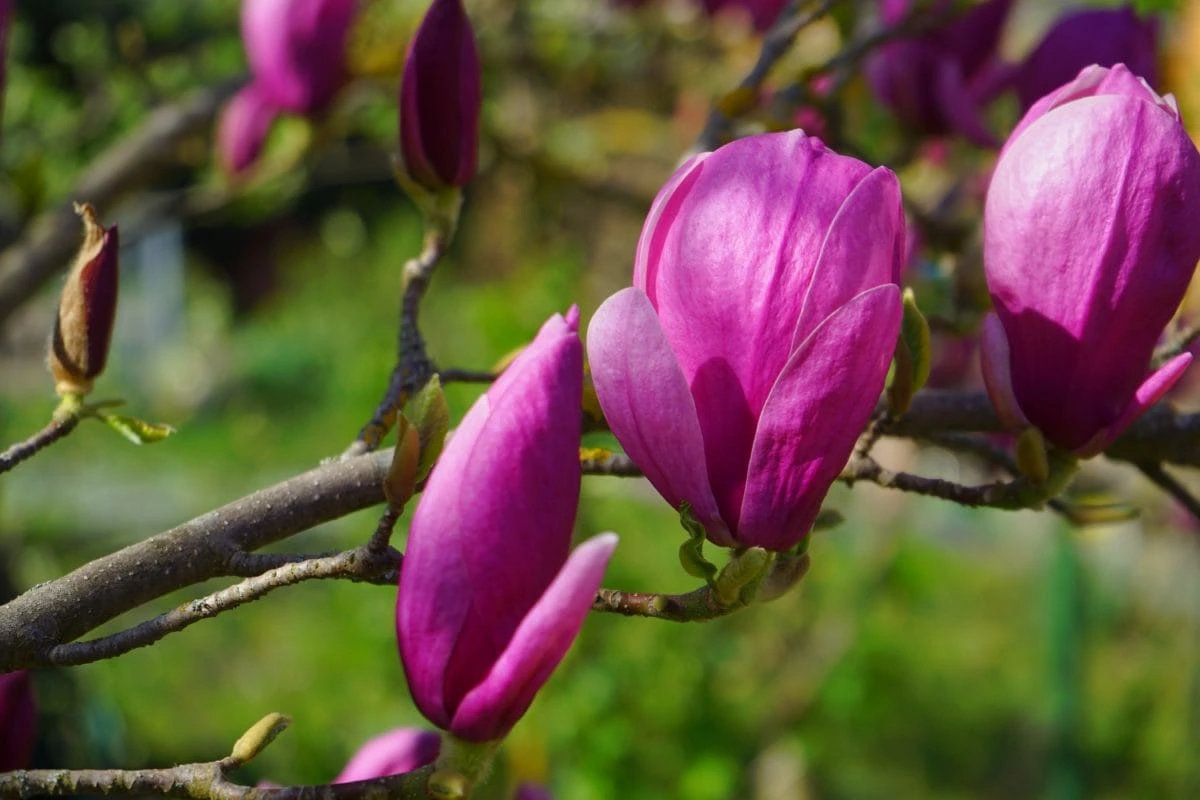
218,0 -> 356,174
0,671 -> 36,770
981,64 -> 1200,456
399,0 -> 481,190
588,130 -> 904,552
1012,6 -> 1157,112
396,310 -> 618,743
216,85 -> 280,175
333,728 -> 441,782
865,0 -> 1014,146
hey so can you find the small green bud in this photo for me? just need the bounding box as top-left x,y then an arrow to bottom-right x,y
677,503 -> 717,583
408,375 -> 450,482
714,547 -> 772,607
887,289 -> 932,415
384,414 -> 421,508
1016,427 -> 1050,484
229,712 -> 290,764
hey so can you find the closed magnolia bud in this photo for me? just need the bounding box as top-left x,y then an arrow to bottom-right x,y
49,203 -> 119,397
397,309 -> 617,742
981,65 -> 1200,456
398,0 -> 481,190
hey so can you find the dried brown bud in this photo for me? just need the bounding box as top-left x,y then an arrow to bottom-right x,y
49,203 -> 119,396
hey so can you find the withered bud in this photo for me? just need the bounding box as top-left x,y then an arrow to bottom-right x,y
49,203 -> 119,397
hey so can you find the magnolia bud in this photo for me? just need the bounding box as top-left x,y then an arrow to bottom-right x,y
398,0 -> 481,190
49,203 -> 119,397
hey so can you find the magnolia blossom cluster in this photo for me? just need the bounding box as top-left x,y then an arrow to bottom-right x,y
866,1 -> 1158,145
201,0 -> 1200,788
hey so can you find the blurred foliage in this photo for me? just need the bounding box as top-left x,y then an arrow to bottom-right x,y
3,1 -> 1200,799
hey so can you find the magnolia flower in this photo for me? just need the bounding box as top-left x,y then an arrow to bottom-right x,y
398,0 -> 481,189
49,204 -> 119,397
588,130 -> 904,552
865,0 -> 1014,146
981,65 -> 1200,455
396,310 -> 617,742
333,728 -> 441,782
218,0 -> 356,173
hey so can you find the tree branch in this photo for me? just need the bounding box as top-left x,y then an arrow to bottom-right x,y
0,752 -> 434,800
0,81 -> 242,327
0,414 -> 79,474
345,217 -> 455,458
0,448 -> 393,672
693,0 -> 843,153
44,545 -> 401,668
1137,461 -> 1200,525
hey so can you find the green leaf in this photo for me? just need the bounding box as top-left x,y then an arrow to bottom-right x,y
677,502 -> 718,584
99,412 -> 176,445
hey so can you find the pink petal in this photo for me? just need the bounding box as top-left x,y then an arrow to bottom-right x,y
587,289 -> 729,543
979,312 -> 1030,432
1077,352 -> 1192,457
216,85 -> 280,175
334,729 -> 441,782
397,312 -> 582,732
794,165 -> 905,346
451,533 -> 618,741
738,285 -> 902,551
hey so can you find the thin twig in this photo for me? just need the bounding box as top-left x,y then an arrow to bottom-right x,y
921,431 -> 1078,521
1153,321 -> 1200,367
0,757 -> 433,800
591,584 -> 735,622
0,447 -> 394,672
345,228 -> 451,457
0,81 -> 242,326
580,448 -> 641,477
692,0 -> 843,153
438,368 -> 496,384
366,505 -> 402,552
1138,462 -> 1200,525
0,414 -> 79,474
840,453 -> 1044,510
44,546 -> 401,667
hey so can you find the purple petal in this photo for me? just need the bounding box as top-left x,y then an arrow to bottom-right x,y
397,312 -> 582,733
979,312 -> 1030,432
216,85 -> 280,175
450,533 -> 617,741
1078,352 -> 1192,457
399,0 -> 481,188
334,728 -> 441,782
738,285 -> 902,551
934,59 -> 998,148
242,0 -> 354,113
587,288 -> 728,543
637,131 -> 875,415
794,165 -> 905,345
987,90 -> 1200,450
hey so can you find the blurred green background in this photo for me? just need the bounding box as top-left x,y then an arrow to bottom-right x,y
3,1 -> 1200,798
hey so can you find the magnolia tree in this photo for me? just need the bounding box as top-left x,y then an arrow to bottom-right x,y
1,0 -> 1198,796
